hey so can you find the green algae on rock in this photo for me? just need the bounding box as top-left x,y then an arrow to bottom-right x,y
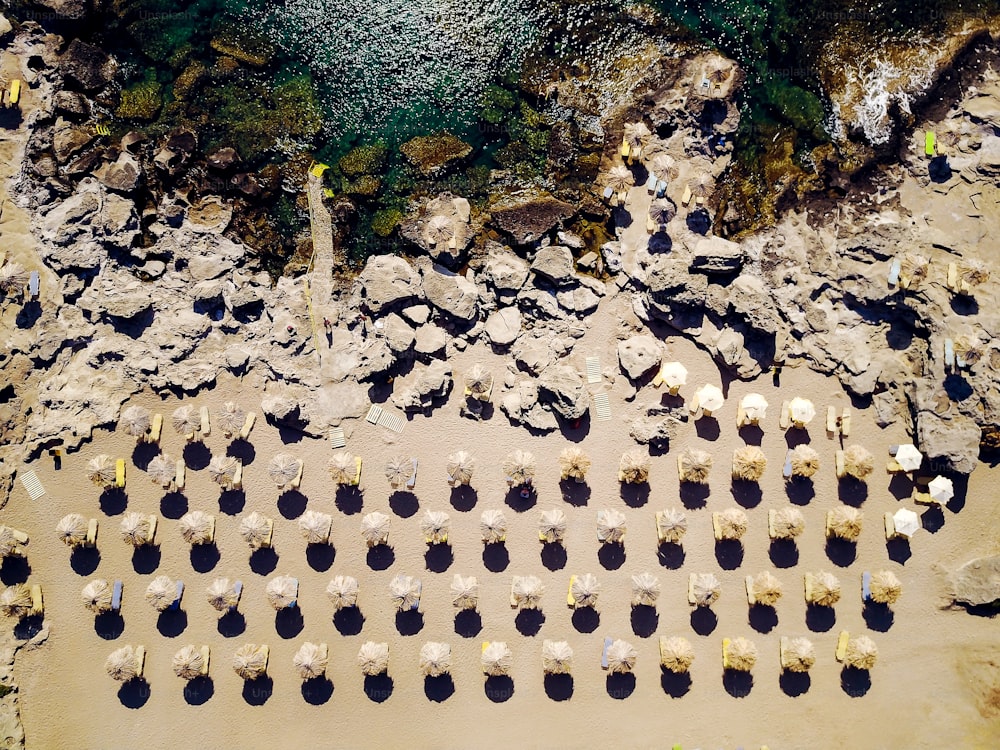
115,78 -> 163,121
210,26 -> 275,68
400,133 -> 473,176
339,143 -> 389,177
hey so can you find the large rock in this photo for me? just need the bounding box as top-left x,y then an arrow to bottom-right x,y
94,152 -> 141,192
490,194 -> 577,245
618,335 -> 662,379
482,248 -> 529,303
399,133 -> 471,176
976,136 -> 1000,176
414,324 -> 447,357
381,313 -> 415,353
530,246 -> 576,288
484,307 -> 522,347
60,39 -> 116,90
399,194 -> 471,265
52,120 -> 95,163
645,255 -> 709,321
418,261 -> 478,320
629,414 -> 683,449
536,363 -> 589,420
353,338 -> 395,380
391,360 -> 453,412
34,0 -> 90,19
356,255 -> 423,314
500,380 -> 559,432
947,556 -> 1000,607
690,236 -> 744,274
916,411 -> 981,475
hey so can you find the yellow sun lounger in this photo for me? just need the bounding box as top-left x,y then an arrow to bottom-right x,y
352,457 -> 362,486
711,512 -> 724,541
149,413 -> 162,444
199,406 -> 211,437
291,461 -> 303,490
233,461 -> 243,490
147,515 -> 157,544
175,459 -> 186,490
620,138 -> 630,159
115,459 -> 126,488
826,406 -> 837,435
206,516 -> 216,545
30,584 -> 43,616
687,574 -> 697,606
200,646 -> 211,676
85,518 -> 98,547
567,576 -> 577,608
135,646 -> 146,679
8,80 -> 20,107
681,185 -> 692,207
835,631 -> 849,662
239,412 -> 256,440
745,576 -> 756,606
835,450 -> 846,479
722,638 -> 731,669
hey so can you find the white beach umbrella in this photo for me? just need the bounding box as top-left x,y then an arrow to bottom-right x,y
389,575 -> 421,611
659,361 -> 687,390
631,572 -> 661,607
892,508 -> 920,539
597,509 -> 627,543
788,397 -> 816,427
928,476 -> 954,504
479,509 -> 507,544
570,573 -> 600,608
293,642 -> 328,680
894,444 -> 923,472
740,393 -> 768,422
695,384 -> 724,413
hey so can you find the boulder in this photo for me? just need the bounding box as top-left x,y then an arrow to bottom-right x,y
916,411 -> 981,475
629,414 -> 682,449
484,307 -> 521,347
94,152 -> 141,192
965,96 -> 1000,127
418,261 -> 478,320
391,360 -> 453,412
500,380 -> 559,432
726,274 -> 783,336
646,255 -> 709,321
207,146 -> 241,171
356,255 -> 423,314
54,91 -> 91,119
353,338 -> 395,380
34,0 -> 89,19
490,195 -> 576,245
414,324 -> 447,357
530,246 -> 576,288
690,236 -> 743,274
186,197 -> 233,234
381,313 -> 415,353
557,285 -> 601,315
401,304 -> 431,326
948,556 -> 1000,607
483,248 -> 529,298
52,120 -> 95,163
261,395 -> 301,423
536,363 -> 589,420
399,194 -> 472,265
60,39 -> 116,90
618,335 -> 662,379
976,136 -> 1000,176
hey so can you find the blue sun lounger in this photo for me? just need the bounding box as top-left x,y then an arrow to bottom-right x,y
111,580 -> 123,612
862,571 -> 872,602
601,637 -> 612,670
170,581 -> 184,611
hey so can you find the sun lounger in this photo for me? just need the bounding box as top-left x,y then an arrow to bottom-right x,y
655,180 -> 667,199
199,406 -> 210,437
862,572 -> 872,602
289,579 -> 299,608
778,400 -> 790,430
206,516 -> 216,545
291,460 -> 303,490
19,470 -> 44,500
231,581 -> 243,610
681,185 -> 692,207
239,412 -> 256,440
115,459 -> 126,489
9,80 -> 20,108
782,450 -> 793,479
803,573 -> 815,604
646,214 -> 657,234
411,580 -> 422,611
767,509 -> 777,540
745,576 -> 756,606
28,271 -> 39,300
9,527 -> 28,545
602,186 -> 614,203
826,406 -> 837,435
687,392 -> 700,415
406,459 -> 418,490
111,580 -> 123,611
567,576 -> 577,608
620,138 -> 630,159
835,450 -> 846,479
601,637 -> 612,670
175,459 -> 186,490
352,457 -> 363,486
200,646 -> 211,676
85,518 -> 98,547
883,512 -> 897,540
840,408 -> 851,437
30,584 -> 43,615
835,631 -> 849,662
147,515 -> 157,544
262,519 -> 274,548
149,413 -> 162,444
736,402 -> 746,427
944,338 -> 955,370
233,461 -> 243,490
509,582 -> 518,608
924,130 -> 936,157
825,511 -> 835,538
170,581 -> 184,610
135,646 -> 146,679
687,574 -> 697,606
722,638 -> 731,669
645,173 -> 658,193
259,645 -> 269,673
655,512 -> 673,544
886,258 -> 902,288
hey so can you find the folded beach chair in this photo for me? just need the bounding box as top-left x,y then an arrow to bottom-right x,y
655,180 -> 667,199
239,412 -> 256,440
840,408 -> 851,437
645,173 -> 657,193
291,460 -> 304,490
567,576 -> 577,608
620,138 -> 631,159
883,512 -> 897,540
835,631 -> 849,662
924,130 -> 936,158
601,637 -> 612,670
28,271 -> 39,300
862,572 -> 872,602
115,459 -> 126,489
233,461 -> 244,490
681,185 -> 692,207
722,638 -> 731,669
602,186 -> 614,203
206,516 -> 216,545
111,580 -> 123,612
30,584 -> 43,616
826,406 -> 837,436
782,450 -> 793,479
745,577 -> 756,606
711,512 -> 723,541
149,414 -> 163,444
406,459 -> 418,491
200,646 -> 211,676
8,80 -> 20,108
411,580 -> 422,611
778,401 -> 790,430
200,406 -> 211,438
170,581 -> 184,610
803,573 -> 814,604
887,258 -> 902,287
85,518 -> 98,547
175,459 -> 186,490
835,451 -> 846,479
353,456 -> 363,486
147,515 -> 157,544
135,646 -> 146,679
232,581 -> 243,610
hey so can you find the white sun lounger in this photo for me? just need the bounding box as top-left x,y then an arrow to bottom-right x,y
19,470 -> 44,500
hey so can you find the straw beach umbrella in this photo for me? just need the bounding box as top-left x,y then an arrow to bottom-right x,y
480,509 -> 507,544
361,512 -> 391,546
558,447 -> 591,482
659,637 -> 694,673
328,452 -> 357,486
82,579 -> 113,613
538,508 -> 567,544
0,527 -> 19,559
844,636 -> 878,670
959,258 -> 990,289
739,393 -> 768,423
605,165 -> 634,192
690,573 -> 721,607
119,512 -> 154,546
208,455 -> 239,489
106,646 -> 140,682
389,575 -> 421,611
0,261 -> 28,294
293,642 -> 328,680
790,445 -> 820,478
266,576 -> 298,610
503,450 -> 536,487
298,510 -> 332,545
770,507 -> 805,539
726,638 -> 757,672
894,444 -> 923,473
385,455 -> 414,489
481,642 -> 513,677
511,575 -> 544,609
781,637 -> 815,673
901,253 -> 929,286
624,121 -> 652,153
631,572 -> 661,607
649,198 -> 677,227
827,507 -> 863,541
732,446 -> 767,482
749,572 -> 783,606
0,585 -> 32,618
464,365 -> 493,400
597,509 -> 627,543
807,571 -> 841,607
147,454 -> 175,488
542,640 -> 573,674
121,406 -> 151,439
651,154 -> 679,182
268,453 -> 301,489
842,445 -> 874,480
446,451 -> 475,486
788,397 -> 816,427
678,448 -> 713,484
657,508 -> 687,543
571,574 -> 600,608
421,510 -> 450,544
173,645 -> 205,680
179,511 -> 213,545
239,512 -> 272,550
206,578 -> 240,612
145,575 -> 176,612
172,405 -> 200,438
716,508 -> 748,541
619,450 -> 650,484
57,513 -> 88,547
233,644 -> 269,680
216,402 -> 246,438
870,570 -> 902,605
450,575 -> 479,610
694,383 -> 724,415
87,454 -> 116,487
606,640 -> 637,674
326,575 -> 359,611
357,642 -> 389,675
419,642 -> 451,677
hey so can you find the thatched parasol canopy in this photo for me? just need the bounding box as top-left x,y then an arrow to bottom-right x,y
606,639 -> 637,674
690,573 -> 721,607
659,361 -> 687,390
750,572 -> 783,606
425,214 -> 453,246
268,453 -> 301,489
0,261 -> 28,293
740,393 -> 768,422
328,452 -> 357,486
959,258 -> 990,288
121,406 -> 151,438
571,573 -> 600,608
464,365 -> 493,398
179,511 -> 213,545
326,575 -> 359,611
659,636 -> 695,673
624,121 -> 652,148
357,641 -> 389,675
481,641 -> 513,677
298,510 -> 332,545
678,448 -> 713,484
208,455 -> 239,488
716,508 -> 749,540
385,455 -> 414,489
57,513 -> 88,547
788,397 -> 816,427
503,450 -> 536,486
106,646 -> 140,682
828,506 -> 863,541
649,198 -> 677,226
206,578 -> 240,611
558,447 -> 591,481
732,446 -> 767,482
782,637 -> 815,673
651,154 -> 679,181
726,637 -> 758,672
421,510 -> 451,544
542,640 -> 573,674
790,445 -> 820,478
265,575 -> 298,610
419,642 -> 451,677
808,571 -> 841,607
771,507 -> 805,539
902,253 -> 929,285
446,451 -> 475,486
239,511 -> 272,550
844,636 -> 878,670
538,508 -> 567,544
894,444 -> 923,473
293,642 -> 328,680
695,383 -> 724,413
172,405 -> 200,437
619,450 -> 650,484
0,527 -> 19,558
0,584 -> 32,618
87,454 -> 116,487
511,575 -> 544,610
361,512 -> 391,546
842,444 -> 874,480
82,579 -> 112,613
657,508 -> 688,543
597,509 -> 627,543
605,165 -> 634,192
693,174 -> 714,199
479,509 -> 507,544
389,575 -> 421,611
233,644 -> 268,680
870,570 -> 902,605
217,402 -> 246,438
119,512 -> 153,546
955,336 -> 983,366
146,454 -> 175,488
145,575 -> 176,612
172,645 -> 205,680
450,575 -> 479,610
631,572 -> 661,607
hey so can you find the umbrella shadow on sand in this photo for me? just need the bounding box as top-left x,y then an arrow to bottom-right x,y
366,545 -> 395,571
184,676 -> 214,706
779,670 -> 810,697
840,667 -> 872,697
606,673 -> 636,700
768,539 -> 799,569
157,609 -> 187,638
306,543 -> 335,572
364,674 -> 394,703
544,674 -> 573,701
660,670 -> 692,698
630,605 -> 658,638
277,491 -> 307,519
862,601 -> 895,632
333,606 -> 365,636
571,608 -> 599,634
837,478 -> 868,507
118,679 -> 150,709
748,604 -> 778,634
424,675 -> 455,702
540,543 -> 567,571
785,478 -> 815,505
485,676 -> 514,703
249,548 -> 279,576
131,442 -> 159,471
217,610 -> 246,638
218,490 -> 246,516
825,538 -> 857,567
886,537 -> 912,564
100,488 -> 128,516
160,491 -> 188,519
482,543 -> 509,573
242,676 -> 273,705
190,544 -> 220,574
389,492 -> 419,518
714,540 -> 743,570
620,483 -> 650,509
657,542 -> 685,570
690,607 -> 718,636
1,556 -> 31,585
302,676 -> 334,705
71,547 -> 101,576
679,483 -> 710,509
805,604 -> 836,633
132,545 -> 161,575
395,610 -> 424,636
722,669 -> 753,698
449,486 -> 477,512
598,544 -> 626,570
515,609 -> 545,636
182,441 -> 212,471
275,608 -> 304,639
424,544 -> 453,573
454,609 -> 482,638
731,481 -> 762,509
559,479 -> 591,507
94,611 -> 125,640
335,486 -> 364,515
